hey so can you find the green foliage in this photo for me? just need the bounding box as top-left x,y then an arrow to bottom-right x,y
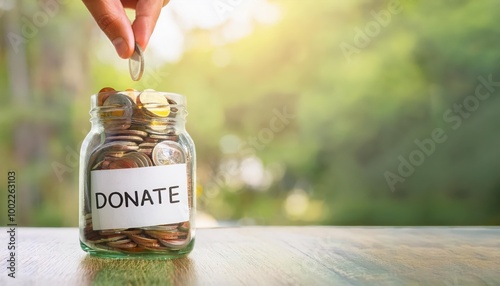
1,0 -> 499,226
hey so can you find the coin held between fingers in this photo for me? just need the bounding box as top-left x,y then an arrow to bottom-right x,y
129,43 -> 144,81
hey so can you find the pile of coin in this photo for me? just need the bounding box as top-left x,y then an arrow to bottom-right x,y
83,87 -> 193,253
83,213 -> 191,252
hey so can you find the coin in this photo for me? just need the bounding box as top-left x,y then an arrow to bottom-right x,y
121,229 -> 142,235
84,88 -> 194,254
108,158 -> 139,169
166,98 -> 179,117
137,152 -> 154,166
102,93 -> 134,119
178,221 -> 190,232
158,238 -> 189,249
128,234 -> 161,248
103,119 -> 132,131
104,151 -> 127,158
103,92 -> 135,108
100,141 -> 138,151
98,234 -> 127,242
145,124 -> 168,133
122,152 -> 152,168
129,43 -> 144,81
108,241 -> 137,249
142,224 -> 179,231
105,135 -> 144,143
138,143 -> 156,148
143,245 -> 170,251
97,87 -> 116,106
105,129 -> 148,138
152,141 -> 186,165
143,137 -> 161,144
145,230 -> 186,240
137,90 -> 170,117
100,229 -> 127,235
91,160 -> 104,170
101,160 -> 111,169
138,148 -> 153,157
149,134 -> 179,141
107,239 -> 132,246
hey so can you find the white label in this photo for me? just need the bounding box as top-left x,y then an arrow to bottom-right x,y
90,164 -> 189,230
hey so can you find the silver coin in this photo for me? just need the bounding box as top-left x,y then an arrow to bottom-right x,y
88,143 -> 119,171
152,141 -> 186,166
129,43 -> 144,81
100,141 -> 138,151
102,93 -> 134,109
101,94 -> 134,130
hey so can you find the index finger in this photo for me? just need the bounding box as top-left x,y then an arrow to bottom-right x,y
82,0 -> 135,58
132,0 -> 169,51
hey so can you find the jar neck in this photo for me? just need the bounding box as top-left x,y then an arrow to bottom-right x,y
89,91 -> 188,133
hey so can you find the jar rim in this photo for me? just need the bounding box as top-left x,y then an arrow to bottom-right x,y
89,90 -> 187,124
90,91 -> 186,109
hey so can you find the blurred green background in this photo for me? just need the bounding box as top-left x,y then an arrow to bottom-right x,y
1,0 -> 499,227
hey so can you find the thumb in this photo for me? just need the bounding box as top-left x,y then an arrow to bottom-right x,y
83,0 -> 135,59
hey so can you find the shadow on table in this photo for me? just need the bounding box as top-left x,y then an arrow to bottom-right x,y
79,255 -> 195,285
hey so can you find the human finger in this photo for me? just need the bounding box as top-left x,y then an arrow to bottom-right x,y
82,0 -> 135,58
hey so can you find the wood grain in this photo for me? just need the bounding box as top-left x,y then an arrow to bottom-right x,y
1,227 -> 499,285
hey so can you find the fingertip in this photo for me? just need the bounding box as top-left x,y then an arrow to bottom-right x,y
112,33 -> 135,59
112,37 -> 126,59
132,23 -> 150,52
133,1 -> 164,52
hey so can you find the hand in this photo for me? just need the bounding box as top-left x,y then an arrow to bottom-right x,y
82,0 -> 170,59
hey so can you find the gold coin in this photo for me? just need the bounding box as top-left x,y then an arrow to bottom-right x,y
137,90 -> 170,117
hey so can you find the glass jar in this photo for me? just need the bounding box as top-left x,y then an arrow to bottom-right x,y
79,89 -> 196,259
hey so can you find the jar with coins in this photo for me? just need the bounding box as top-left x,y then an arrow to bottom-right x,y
79,88 -> 196,259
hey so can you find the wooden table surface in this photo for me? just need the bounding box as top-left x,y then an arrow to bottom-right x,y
1,227 -> 499,285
